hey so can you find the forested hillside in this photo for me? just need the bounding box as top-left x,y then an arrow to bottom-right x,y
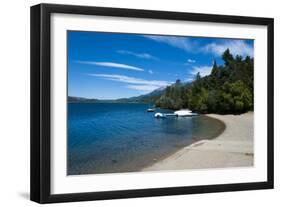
155,49 -> 254,114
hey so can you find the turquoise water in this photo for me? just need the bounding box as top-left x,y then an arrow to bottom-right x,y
67,103 -> 224,175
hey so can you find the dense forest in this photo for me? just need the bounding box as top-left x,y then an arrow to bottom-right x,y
155,49 -> 254,114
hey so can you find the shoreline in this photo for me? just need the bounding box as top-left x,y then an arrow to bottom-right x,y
142,112 -> 253,171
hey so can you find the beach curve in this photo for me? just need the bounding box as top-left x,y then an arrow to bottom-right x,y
142,112 -> 254,171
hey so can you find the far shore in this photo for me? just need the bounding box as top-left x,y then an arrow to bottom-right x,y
142,112 -> 254,171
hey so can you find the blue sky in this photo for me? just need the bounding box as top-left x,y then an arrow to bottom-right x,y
68,31 -> 254,99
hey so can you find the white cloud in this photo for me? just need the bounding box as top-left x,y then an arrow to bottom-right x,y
203,40 -> 253,57
187,59 -> 196,63
144,35 -> 194,52
126,85 -> 159,91
184,58 -> 196,65
88,74 -> 172,92
117,50 -> 158,60
190,65 -> 213,77
75,61 -> 144,71
144,35 -> 253,58
148,70 -> 154,74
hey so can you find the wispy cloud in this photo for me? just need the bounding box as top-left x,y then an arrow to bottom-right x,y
144,35 -> 253,58
187,59 -> 196,63
184,58 -> 196,65
117,50 -> 158,60
203,40 -> 253,57
190,65 -> 213,77
75,61 -> 144,71
185,65 -> 213,82
143,35 -> 195,52
126,85 -> 159,91
88,73 -> 172,92
148,70 -> 154,74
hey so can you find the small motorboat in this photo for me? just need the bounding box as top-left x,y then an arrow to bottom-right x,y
174,109 -> 198,117
147,108 -> 155,112
154,112 -> 166,118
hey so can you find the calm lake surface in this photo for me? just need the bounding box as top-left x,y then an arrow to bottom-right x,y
67,103 -> 225,175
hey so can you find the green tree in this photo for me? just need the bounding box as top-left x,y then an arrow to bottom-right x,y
222,49 -> 234,66
154,49 -> 254,114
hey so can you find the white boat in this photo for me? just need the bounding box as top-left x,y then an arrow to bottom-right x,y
174,109 -> 198,117
147,108 -> 155,112
154,113 -> 166,118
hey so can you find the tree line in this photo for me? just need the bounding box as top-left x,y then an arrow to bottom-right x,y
155,49 -> 254,114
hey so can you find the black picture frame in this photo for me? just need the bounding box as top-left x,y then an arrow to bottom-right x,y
30,3 -> 274,204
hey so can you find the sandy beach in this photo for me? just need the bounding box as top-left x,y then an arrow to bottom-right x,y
143,112 -> 253,171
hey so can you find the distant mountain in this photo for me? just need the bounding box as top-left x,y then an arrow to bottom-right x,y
68,96 -> 98,103
115,86 -> 166,103
68,86 -> 166,103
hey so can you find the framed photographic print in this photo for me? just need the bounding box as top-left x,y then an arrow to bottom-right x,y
30,3 -> 274,203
